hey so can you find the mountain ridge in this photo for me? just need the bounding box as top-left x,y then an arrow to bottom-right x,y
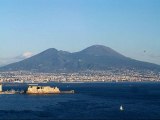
0,45 -> 160,72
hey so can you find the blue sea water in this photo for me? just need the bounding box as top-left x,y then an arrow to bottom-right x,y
0,82 -> 160,120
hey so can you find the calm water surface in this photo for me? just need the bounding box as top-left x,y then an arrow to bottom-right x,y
0,82 -> 160,120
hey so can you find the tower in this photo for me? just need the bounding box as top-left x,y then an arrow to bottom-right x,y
0,83 -> 2,92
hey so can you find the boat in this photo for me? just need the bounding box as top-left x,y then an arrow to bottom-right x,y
120,105 -> 124,111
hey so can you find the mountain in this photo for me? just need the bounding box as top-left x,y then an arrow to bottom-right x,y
0,45 -> 160,72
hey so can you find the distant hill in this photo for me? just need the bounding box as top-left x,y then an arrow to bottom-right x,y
0,45 -> 160,72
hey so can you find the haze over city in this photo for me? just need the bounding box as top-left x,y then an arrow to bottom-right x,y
0,0 -> 160,66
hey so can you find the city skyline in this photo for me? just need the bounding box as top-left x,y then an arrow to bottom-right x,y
0,0 -> 160,66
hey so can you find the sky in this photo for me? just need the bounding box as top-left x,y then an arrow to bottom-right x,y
0,0 -> 160,66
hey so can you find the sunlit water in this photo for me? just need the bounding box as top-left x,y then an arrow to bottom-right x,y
0,82 -> 160,120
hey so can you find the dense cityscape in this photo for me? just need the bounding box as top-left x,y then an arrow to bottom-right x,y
0,68 -> 160,83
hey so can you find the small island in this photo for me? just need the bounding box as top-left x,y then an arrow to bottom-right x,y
0,84 -> 74,94
26,85 -> 74,94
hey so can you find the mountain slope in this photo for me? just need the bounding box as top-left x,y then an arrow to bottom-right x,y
0,45 -> 160,72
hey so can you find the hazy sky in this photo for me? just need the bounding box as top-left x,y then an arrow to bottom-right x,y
0,0 -> 160,66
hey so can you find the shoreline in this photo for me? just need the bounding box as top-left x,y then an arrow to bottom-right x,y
1,81 -> 160,84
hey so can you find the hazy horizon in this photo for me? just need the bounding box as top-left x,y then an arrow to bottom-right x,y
0,0 -> 160,66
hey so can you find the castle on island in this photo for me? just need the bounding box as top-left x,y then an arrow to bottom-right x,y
0,83 -> 74,94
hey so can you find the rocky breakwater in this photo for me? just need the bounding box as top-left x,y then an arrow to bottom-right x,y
0,83 -> 24,94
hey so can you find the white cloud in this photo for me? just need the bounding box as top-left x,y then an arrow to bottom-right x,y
22,52 -> 33,58
0,51 -> 34,66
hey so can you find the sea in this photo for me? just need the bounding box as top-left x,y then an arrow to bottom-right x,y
0,82 -> 160,120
